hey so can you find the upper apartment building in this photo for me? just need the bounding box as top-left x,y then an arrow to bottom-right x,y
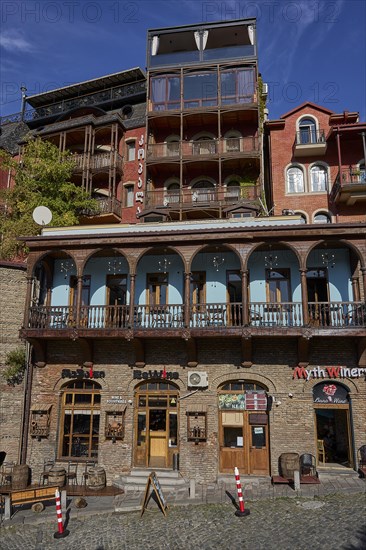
265,102 -> 366,224
1,19 -> 365,488
140,19 -> 265,222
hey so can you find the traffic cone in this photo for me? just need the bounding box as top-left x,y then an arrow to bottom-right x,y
234,467 -> 250,517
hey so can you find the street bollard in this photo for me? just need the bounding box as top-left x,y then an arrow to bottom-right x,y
234,467 -> 250,517
54,488 -> 70,539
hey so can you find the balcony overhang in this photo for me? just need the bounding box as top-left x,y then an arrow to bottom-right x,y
333,184 -> 366,205
293,142 -> 327,157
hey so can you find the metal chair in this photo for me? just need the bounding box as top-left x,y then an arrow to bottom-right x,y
300,453 -> 317,477
66,461 -> 78,486
358,445 -> 366,477
39,459 -> 55,485
81,460 -> 96,487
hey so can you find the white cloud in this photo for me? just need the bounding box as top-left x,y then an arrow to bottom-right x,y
0,30 -> 34,52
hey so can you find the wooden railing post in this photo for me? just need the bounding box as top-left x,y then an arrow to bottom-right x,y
184,272 -> 191,328
129,274 -> 136,328
241,270 -> 249,326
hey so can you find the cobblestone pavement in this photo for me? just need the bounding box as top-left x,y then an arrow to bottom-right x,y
1,492 -> 365,550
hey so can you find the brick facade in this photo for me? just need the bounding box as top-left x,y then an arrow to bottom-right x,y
0,263 -> 27,464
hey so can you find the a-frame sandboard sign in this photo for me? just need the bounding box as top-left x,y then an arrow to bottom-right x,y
141,471 -> 168,517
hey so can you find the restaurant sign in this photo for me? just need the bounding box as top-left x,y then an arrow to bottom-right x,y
293,366 -> 366,381
61,368 -> 105,379
313,382 -> 348,404
133,369 -> 179,380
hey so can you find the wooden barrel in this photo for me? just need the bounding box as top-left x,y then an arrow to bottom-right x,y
48,466 -> 66,487
280,453 -> 300,479
12,464 -> 30,490
87,466 -> 106,490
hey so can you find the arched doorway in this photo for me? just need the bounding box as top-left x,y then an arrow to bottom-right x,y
134,380 -> 179,468
313,382 -> 353,468
218,381 -> 269,475
59,379 -> 101,459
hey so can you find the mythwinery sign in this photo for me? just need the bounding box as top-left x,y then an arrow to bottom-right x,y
293,366 -> 366,381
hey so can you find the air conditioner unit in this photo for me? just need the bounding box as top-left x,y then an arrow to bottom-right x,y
188,371 -> 208,388
262,83 -> 268,96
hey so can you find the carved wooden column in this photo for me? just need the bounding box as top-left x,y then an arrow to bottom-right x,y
361,268 -> 366,302
184,272 -> 191,328
129,274 -> 136,328
351,276 -> 360,302
75,275 -> 83,326
300,268 -> 309,325
241,270 -> 249,326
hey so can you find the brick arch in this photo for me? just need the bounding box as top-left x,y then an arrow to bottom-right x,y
211,371 -> 277,393
53,374 -> 108,392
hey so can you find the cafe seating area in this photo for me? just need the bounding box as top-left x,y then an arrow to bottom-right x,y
271,452 -> 320,486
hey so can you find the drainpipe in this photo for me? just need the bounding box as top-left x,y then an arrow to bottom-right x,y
20,86 -> 27,121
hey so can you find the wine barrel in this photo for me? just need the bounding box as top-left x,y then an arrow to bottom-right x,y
280,452 -> 300,479
48,465 -> 66,487
86,466 -> 106,491
12,464 -> 30,490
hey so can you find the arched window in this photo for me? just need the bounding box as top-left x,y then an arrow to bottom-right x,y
310,165 -> 328,192
287,166 -> 304,193
192,179 -> 216,202
314,212 -> 331,224
165,135 -> 180,157
224,130 -> 241,153
59,379 -> 101,459
165,181 -> 180,204
295,212 -> 307,223
299,117 -> 317,144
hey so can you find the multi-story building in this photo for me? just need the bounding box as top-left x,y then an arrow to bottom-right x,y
1,18 -> 365,486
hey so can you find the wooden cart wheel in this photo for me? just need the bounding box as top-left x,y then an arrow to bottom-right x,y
31,502 -> 45,513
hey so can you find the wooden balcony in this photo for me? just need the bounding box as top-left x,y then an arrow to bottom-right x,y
146,137 -> 259,163
25,301 -> 366,333
329,167 -> 366,205
72,152 -> 123,174
144,184 -> 259,211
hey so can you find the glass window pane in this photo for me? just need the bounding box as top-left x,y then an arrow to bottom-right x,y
169,413 -> 178,447
251,426 -> 266,447
74,393 -> 92,404
223,427 -> 243,447
184,73 -> 217,104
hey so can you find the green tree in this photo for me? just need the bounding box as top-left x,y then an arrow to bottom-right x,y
0,138 -> 98,259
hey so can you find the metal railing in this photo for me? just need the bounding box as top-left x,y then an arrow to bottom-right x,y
0,80 -> 146,126
146,136 -> 259,160
295,129 -> 326,145
329,167 -> 366,202
145,184 -> 259,209
26,301 -> 366,330
80,196 -> 122,218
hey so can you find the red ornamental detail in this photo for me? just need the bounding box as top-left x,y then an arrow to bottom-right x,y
89,367 -> 94,378
323,384 -> 337,397
162,366 -> 167,379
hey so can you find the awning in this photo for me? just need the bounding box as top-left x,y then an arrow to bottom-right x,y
31,403 -> 52,412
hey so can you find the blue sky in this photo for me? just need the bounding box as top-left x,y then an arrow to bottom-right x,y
1,0 -> 365,120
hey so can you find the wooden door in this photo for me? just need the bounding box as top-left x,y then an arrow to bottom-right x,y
219,411 -> 247,473
248,414 -> 269,475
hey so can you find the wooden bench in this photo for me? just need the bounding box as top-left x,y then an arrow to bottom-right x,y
2,485 -> 66,520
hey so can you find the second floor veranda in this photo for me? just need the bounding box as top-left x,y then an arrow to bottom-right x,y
24,242 -> 366,335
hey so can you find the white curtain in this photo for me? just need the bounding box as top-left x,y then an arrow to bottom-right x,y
248,25 -> 254,45
311,166 -> 327,192
194,30 -> 209,50
202,30 -> 208,49
151,35 -> 159,56
287,167 -> 304,193
194,31 -> 200,50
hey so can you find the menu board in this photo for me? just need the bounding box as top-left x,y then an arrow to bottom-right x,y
141,471 -> 167,517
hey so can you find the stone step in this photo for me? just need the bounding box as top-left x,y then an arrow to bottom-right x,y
113,468 -> 187,492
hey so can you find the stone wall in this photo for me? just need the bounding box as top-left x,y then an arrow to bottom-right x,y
25,336 -> 366,485
0,263 -> 27,464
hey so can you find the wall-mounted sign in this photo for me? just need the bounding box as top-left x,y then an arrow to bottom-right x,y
293,366 -> 366,381
218,392 -> 267,411
106,396 -> 127,404
135,134 -> 145,214
133,369 -> 179,380
313,382 -> 348,404
61,368 -> 105,379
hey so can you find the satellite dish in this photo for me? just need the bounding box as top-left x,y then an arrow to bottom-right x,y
32,206 -> 53,226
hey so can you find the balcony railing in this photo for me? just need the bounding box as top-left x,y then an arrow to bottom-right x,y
145,184 -> 259,210
329,167 -> 366,203
26,301 -> 366,331
295,129 -> 326,145
72,152 -> 123,173
81,196 -> 122,218
0,80 -> 146,126
146,137 -> 259,161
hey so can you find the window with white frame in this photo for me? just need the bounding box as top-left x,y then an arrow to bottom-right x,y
127,141 -> 136,161
286,166 -> 304,193
125,185 -> 134,207
298,117 -> 317,144
310,164 -> 328,192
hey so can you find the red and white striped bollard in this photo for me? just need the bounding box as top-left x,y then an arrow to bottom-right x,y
54,488 -> 69,539
234,467 -> 250,517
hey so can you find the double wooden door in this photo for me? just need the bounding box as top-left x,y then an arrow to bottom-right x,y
219,411 -> 269,475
